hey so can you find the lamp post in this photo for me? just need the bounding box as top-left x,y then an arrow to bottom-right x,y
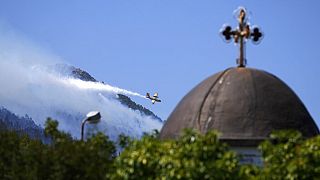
81,111 -> 101,141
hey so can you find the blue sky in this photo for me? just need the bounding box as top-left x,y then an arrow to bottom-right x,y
0,1 -> 319,125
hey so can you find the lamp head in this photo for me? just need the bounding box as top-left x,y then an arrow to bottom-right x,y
86,111 -> 101,124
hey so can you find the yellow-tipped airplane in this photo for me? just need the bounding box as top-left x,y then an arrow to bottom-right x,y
146,92 -> 161,104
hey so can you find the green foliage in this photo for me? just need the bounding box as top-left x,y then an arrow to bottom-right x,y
0,118 -> 116,180
45,118 -> 72,142
111,129 -> 240,180
112,129 -> 320,180
118,133 -> 132,149
1,119 -> 320,180
257,130 -> 320,180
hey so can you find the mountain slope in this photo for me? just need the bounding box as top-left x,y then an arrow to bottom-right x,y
52,64 -> 162,122
117,94 -> 161,121
52,64 -> 97,82
0,63 -> 162,140
0,107 -> 47,140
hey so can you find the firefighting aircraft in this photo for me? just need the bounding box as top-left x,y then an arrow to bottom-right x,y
146,92 -> 161,104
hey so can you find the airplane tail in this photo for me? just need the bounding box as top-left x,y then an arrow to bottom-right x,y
146,93 -> 150,98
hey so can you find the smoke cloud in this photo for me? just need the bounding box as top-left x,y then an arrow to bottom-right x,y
66,78 -> 146,99
0,24 -> 162,140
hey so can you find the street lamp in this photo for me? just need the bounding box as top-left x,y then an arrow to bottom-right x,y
81,111 -> 101,141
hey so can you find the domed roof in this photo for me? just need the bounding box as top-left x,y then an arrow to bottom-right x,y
160,67 -> 319,146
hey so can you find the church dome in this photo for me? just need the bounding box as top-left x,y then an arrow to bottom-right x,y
160,67 -> 319,146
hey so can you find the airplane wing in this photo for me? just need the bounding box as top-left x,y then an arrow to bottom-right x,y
153,93 -> 158,98
152,100 -> 156,104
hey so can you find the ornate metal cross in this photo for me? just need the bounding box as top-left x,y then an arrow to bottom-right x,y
221,8 -> 263,67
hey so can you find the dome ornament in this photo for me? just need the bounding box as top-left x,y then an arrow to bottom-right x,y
220,7 -> 263,67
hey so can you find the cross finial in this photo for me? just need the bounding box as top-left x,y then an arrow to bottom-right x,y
220,7 -> 263,67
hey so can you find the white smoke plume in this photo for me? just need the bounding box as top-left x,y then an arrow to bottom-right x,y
66,78 -> 146,99
0,24 -> 162,140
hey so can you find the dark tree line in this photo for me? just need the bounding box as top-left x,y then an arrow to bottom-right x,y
0,118 -> 319,179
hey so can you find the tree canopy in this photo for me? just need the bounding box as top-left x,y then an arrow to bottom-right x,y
0,118 -> 116,180
0,118 -> 319,179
